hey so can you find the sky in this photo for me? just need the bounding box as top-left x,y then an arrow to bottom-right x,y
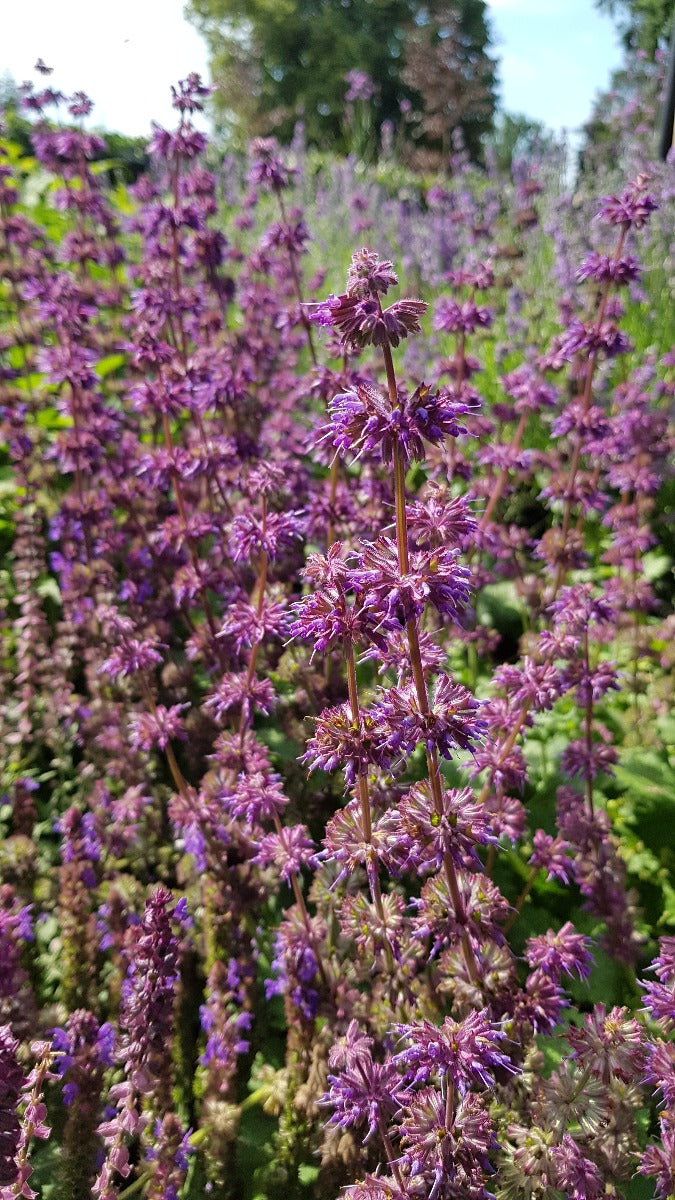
2,0 -> 625,140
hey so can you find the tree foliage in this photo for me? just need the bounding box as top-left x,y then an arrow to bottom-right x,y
486,112 -> 557,174
595,0 -> 675,54
401,1 -> 497,163
186,0 -> 497,159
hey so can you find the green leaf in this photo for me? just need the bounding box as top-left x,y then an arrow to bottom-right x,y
95,352 -> 126,377
36,576 -> 61,605
36,407 -> 72,431
642,550 -> 673,582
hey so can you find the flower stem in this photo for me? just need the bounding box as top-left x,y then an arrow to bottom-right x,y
383,342 -> 478,984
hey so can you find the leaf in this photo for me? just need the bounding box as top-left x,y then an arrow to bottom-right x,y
95,352 -> 126,377
298,1164 -> 319,1186
660,881 -> 675,928
642,550 -> 673,582
36,576 -> 61,605
36,407 -> 73,431
615,750 -> 675,803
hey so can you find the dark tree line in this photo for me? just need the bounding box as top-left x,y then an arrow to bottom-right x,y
187,0 -> 498,162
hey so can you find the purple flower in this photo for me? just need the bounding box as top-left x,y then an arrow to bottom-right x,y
251,824 -> 316,882
222,771 -> 289,825
99,637 -> 164,681
320,1021 -> 403,1141
352,536 -> 472,627
567,1005 -> 645,1083
171,73 -> 210,114
393,1011 -> 516,1093
559,318 -> 631,360
302,702 -> 393,788
640,1114 -> 675,1199
576,251 -> 641,285
204,673 -> 277,724
229,508 -> 304,563
517,968 -> 567,1034
311,293 -> 427,351
525,922 -> 593,981
323,799 -> 399,889
433,296 -> 493,335
501,364 -> 557,414
118,886 -> 187,1098
344,71 -> 376,103
642,937 -> 675,1026
248,137 -> 296,191
398,1089 -> 496,1200
393,781 -> 494,873
127,704 -> 188,752
596,174 -> 658,228
492,658 -> 562,712
0,1026 -> 23,1186
644,1039 -> 675,1108
551,1135 -> 604,1200
530,830 -> 573,884
373,673 -> 485,759
345,247 -> 398,297
290,554 -> 389,657
406,487 -> 477,550
265,911 -> 323,1021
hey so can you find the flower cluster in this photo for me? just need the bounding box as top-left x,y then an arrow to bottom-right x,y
0,65 -> 672,1200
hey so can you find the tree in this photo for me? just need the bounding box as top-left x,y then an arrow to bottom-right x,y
186,0 -> 497,158
486,112 -> 556,174
595,0 -> 675,55
401,0 -> 497,164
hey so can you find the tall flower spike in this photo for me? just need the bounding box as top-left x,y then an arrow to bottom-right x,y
0,1025 -> 24,1188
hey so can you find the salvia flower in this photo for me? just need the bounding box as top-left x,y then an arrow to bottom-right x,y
345,247 -> 398,297
393,1010 -> 516,1092
640,1112 -> 675,1199
529,830 -> 573,884
99,634 -> 165,681
373,673 -> 486,759
248,137 -> 296,191
251,824 -> 316,883
323,381 -> 472,465
323,800 -> 399,887
118,886 -> 187,1098
433,296 -> 493,335
0,1025 -> 23,1187
311,293 -> 427,351
398,1089 -> 496,1200
320,1020 -> 403,1141
222,771 -> 289,826
596,173 -> 658,228
344,70 -> 376,103
352,537 -> 472,627
551,1134 -> 604,1200
302,702 -> 393,788
576,251 -> 641,285
524,922 -> 593,982
567,1005 -> 645,1084
393,782 -> 494,873
128,704 -> 189,753
406,487 -> 477,550
642,937 -> 675,1026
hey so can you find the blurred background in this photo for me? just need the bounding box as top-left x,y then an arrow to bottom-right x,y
2,1 -> 674,177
